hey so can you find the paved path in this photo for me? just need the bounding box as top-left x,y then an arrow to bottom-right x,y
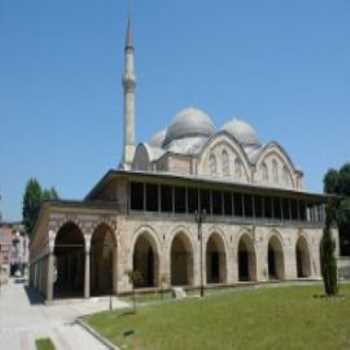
0,279 -> 128,350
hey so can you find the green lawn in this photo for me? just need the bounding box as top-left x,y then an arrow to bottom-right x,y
35,338 -> 55,350
85,284 -> 350,350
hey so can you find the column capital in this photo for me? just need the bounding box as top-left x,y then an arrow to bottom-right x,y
48,230 -> 56,254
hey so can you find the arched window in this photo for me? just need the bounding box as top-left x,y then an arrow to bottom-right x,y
261,162 -> 269,182
272,159 -> 279,184
283,166 -> 290,186
234,158 -> 242,179
209,154 -> 217,176
222,150 -> 230,176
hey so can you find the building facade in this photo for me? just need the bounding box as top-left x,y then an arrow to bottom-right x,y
0,225 -> 12,280
29,17 -> 338,302
0,223 -> 30,281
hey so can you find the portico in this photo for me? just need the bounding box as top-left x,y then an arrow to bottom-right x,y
29,202 -> 118,303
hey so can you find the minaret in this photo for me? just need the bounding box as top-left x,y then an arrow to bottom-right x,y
120,16 -> 136,169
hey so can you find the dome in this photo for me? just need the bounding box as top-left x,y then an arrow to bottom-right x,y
165,136 -> 207,155
149,129 -> 166,148
222,118 -> 261,146
164,107 -> 215,145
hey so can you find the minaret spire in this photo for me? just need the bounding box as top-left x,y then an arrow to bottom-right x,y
120,6 -> 136,170
126,16 -> 133,49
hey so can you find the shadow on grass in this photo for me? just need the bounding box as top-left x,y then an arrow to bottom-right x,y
313,294 -> 345,300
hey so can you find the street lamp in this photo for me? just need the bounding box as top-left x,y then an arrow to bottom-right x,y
195,209 -> 206,298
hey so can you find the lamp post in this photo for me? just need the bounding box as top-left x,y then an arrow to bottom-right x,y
195,209 -> 206,297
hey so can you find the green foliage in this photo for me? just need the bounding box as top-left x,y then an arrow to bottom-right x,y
23,179 -> 42,239
337,198 -> 350,225
22,178 -> 59,238
320,200 -> 338,296
42,187 -> 59,201
127,270 -> 143,287
324,168 -> 339,194
324,163 -> 350,195
35,338 -> 55,350
324,163 -> 350,255
338,163 -> 350,196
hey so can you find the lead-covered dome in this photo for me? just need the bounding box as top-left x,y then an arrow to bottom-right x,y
222,118 -> 261,146
164,107 -> 215,146
149,129 -> 166,148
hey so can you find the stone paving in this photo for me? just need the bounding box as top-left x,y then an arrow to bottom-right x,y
0,279 -> 128,350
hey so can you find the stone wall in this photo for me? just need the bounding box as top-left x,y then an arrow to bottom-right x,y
115,213 -> 325,293
29,195 -> 338,301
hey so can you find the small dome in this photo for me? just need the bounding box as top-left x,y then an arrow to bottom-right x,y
149,129 -> 166,148
222,118 -> 261,146
164,107 -> 215,145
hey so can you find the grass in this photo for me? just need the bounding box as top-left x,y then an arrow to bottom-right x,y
35,338 -> 55,350
85,284 -> 350,350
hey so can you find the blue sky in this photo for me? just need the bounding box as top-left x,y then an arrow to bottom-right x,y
1,1 -> 349,221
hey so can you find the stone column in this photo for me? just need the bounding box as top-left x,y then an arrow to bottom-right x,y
229,236 -> 238,284
84,234 -> 92,299
192,224 -> 201,287
284,241 -> 296,280
33,264 -> 37,289
255,232 -> 267,282
47,253 -> 54,302
112,229 -> 119,294
46,230 -> 56,303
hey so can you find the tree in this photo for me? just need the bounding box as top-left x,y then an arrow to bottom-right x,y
338,163 -> 350,196
324,163 -> 350,255
42,187 -> 59,201
127,270 -> 143,313
324,169 -> 339,194
320,199 -> 338,296
22,179 -> 59,238
22,179 -> 42,239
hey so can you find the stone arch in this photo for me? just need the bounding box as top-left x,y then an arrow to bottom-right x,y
132,143 -> 152,171
255,143 -> 297,189
90,223 -> 117,296
131,227 -> 161,288
237,233 -> 257,281
206,232 -> 227,284
169,231 -> 194,286
54,221 -> 85,298
54,216 -> 85,241
296,236 -> 311,278
197,132 -> 251,181
267,234 -> 285,280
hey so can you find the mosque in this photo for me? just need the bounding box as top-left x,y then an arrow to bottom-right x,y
29,17 -> 337,302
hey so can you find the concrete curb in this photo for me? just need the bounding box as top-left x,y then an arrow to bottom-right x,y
76,318 -> 119,350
